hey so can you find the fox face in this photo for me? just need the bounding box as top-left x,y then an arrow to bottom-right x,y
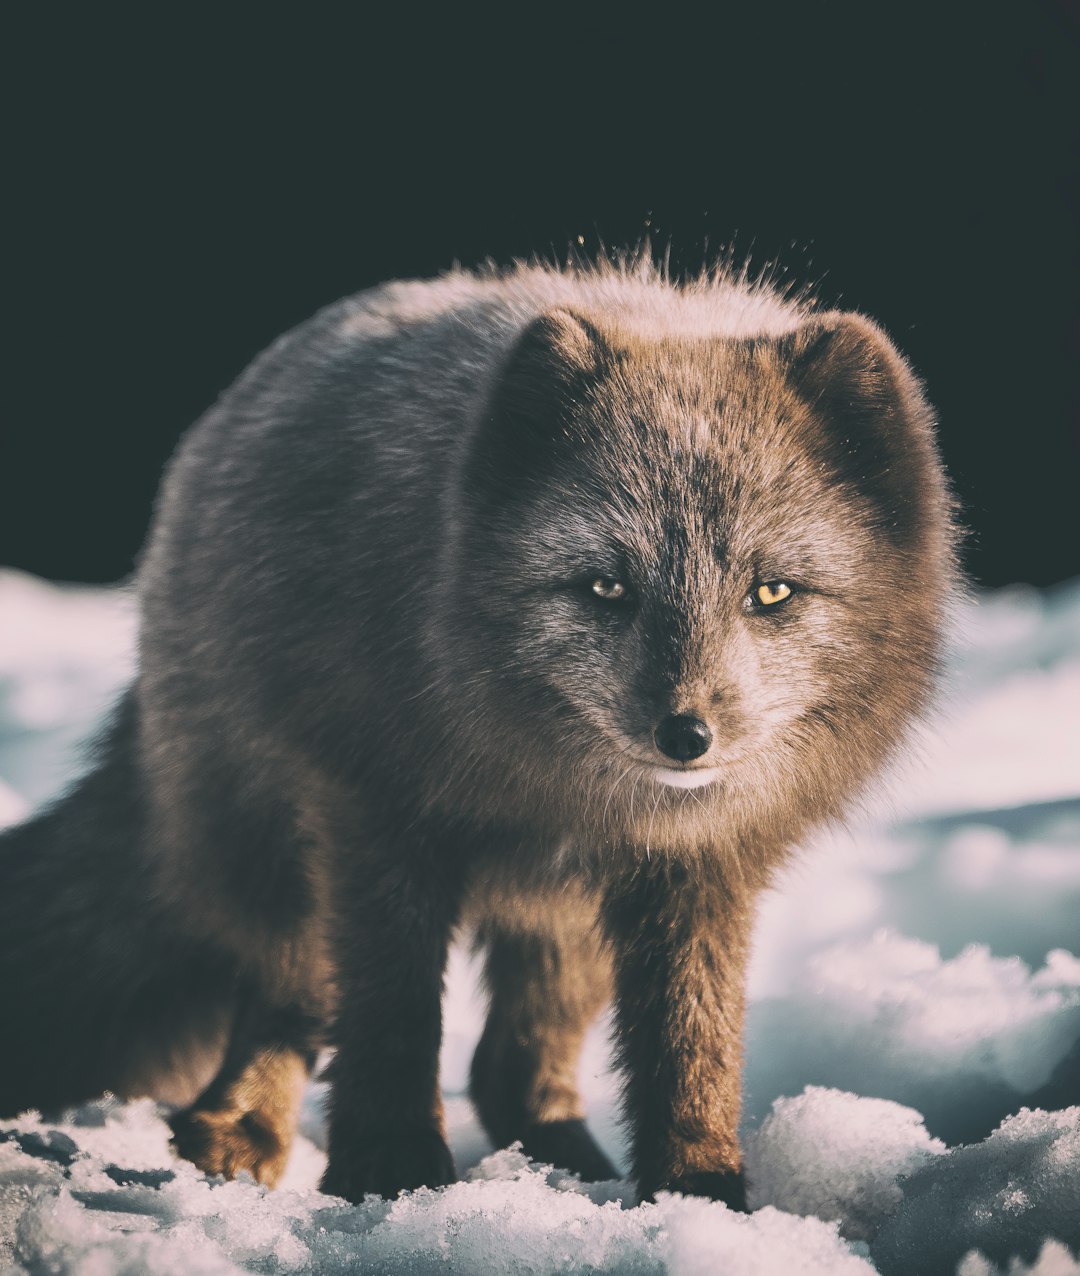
440,306 -> 954,856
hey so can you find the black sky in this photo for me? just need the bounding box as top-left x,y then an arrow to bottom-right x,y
4,6 -> 1078,588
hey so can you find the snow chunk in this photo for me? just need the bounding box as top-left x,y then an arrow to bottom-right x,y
656,1194 -> 875,1275
746,1087 -> 945,1240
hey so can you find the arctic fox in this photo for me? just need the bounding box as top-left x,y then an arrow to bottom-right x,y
0,259 -> 956,1205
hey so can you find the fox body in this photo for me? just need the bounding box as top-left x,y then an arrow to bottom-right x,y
0,262 -> 955,1202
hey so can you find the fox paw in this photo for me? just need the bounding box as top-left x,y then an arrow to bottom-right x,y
169,1105 -> 292,1188
650,1167 -> 748,1210
519,1118 -> 619,1182
320,1127 -> 456,1202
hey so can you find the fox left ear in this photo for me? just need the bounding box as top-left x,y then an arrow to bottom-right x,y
780,312 -> 952,551
785,311 -> 919,422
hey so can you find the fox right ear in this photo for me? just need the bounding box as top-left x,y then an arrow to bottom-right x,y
491,309 -> 610,437
514,308 -> 607,373
472,310 -> 611,491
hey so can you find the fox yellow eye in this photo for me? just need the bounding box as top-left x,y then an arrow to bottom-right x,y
591,577 -> 627,601
754,581 -> 793,607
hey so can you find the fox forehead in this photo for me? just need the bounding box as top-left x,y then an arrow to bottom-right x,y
557,338 -> 826,497
514,422 -> 856,584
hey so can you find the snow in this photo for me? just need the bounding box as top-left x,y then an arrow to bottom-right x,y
1,566 -> 1078,1275
744,936 -> 1080,1144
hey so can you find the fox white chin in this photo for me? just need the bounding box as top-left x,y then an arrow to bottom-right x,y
652,767 -> 722,790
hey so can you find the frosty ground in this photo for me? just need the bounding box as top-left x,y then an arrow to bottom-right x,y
0,568 -> 1077,1275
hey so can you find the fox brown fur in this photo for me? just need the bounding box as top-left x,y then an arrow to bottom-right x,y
0,259 -> 957,1205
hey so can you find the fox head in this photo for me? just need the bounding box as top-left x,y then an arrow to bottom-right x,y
439,304 -> 956,860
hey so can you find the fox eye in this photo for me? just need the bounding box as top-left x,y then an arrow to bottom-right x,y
751,580 -> 794,608
590,577 -> 629,602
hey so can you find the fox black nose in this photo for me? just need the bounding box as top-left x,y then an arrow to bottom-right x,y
654,714 -> 713,762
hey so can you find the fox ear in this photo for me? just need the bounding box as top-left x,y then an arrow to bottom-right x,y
781,312 -> 949,550
472,309 -> 611,493
493,308 -> 609,430
513,308 -> 607,376
785,311 -> 916,421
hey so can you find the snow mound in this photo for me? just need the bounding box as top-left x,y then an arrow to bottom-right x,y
5,1096 -> 1076,1275
1,1100 -> 877,1276
746,934 -> 1080,1143
746,1087 -> 946,1240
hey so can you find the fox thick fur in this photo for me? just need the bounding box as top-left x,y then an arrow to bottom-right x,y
0,260 -> 956,1204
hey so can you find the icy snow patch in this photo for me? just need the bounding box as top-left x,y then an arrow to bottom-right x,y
872,1107 -> 1080,1276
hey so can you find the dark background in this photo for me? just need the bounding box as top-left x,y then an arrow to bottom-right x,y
4,7 -> 1077,589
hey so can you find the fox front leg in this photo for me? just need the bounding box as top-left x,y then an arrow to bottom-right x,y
603,860 -> 754,1208
319,816 -> 464,1203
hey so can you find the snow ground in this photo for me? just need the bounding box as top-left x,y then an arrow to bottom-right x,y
0,568 -> 1077,1275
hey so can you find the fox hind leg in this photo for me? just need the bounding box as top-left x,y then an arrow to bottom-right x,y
469,891 -> 618,1182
